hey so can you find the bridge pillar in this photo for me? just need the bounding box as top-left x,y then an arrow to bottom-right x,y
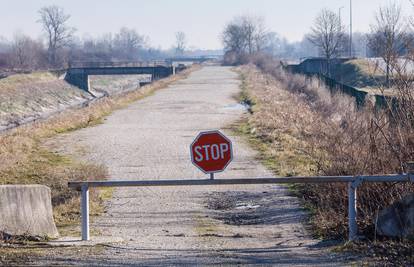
65,65 -> 175,92
65,71 -> 90,92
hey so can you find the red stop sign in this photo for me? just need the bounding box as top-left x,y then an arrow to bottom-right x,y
190,130 -> 233,174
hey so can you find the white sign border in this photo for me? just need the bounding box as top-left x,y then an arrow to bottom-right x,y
190,130 -> 233,174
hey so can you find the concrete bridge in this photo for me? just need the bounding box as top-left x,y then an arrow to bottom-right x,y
65,61 -> 176,92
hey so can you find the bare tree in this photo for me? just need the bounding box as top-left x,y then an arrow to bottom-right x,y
175,31 -> 186,56
222,21 -> 246,53
68,29 -> 159,63
38,5 -> 75,67
114,27 -> 145,60
10,33 -> 44,69
351,32 -> 369,58
368,2 -> 407,87
222,15 -> 267,64
241,16 -> 256,55
262,32 -> 287,56
308,9 -> 344,75
0,37 -> 11,69
245,16 -> 267,53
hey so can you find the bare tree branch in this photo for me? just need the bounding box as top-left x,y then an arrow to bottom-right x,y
175,31 -> 186,56
38,5 -> 75,67
367,2 -> 407,88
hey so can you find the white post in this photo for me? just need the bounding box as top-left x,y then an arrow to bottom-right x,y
87,75 -> 91,93
348,183 -> 356,240
348,179 -> 360,241
81,184 -> 90,241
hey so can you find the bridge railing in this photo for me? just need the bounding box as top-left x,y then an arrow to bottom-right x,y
69,172 -> 414,242
68,60 -> 169,68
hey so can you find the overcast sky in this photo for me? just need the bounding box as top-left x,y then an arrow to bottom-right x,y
0,0 -> 412,49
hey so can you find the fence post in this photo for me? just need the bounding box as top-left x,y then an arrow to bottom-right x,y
81,184 -> 90,241
348,177 -> 363,241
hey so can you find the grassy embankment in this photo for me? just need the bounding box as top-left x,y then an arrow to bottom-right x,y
236,69 -> 315,178
330,59 -> 398,96
235,63 -> 413,265
0,72 -> 94,130
0,66 -> 199,237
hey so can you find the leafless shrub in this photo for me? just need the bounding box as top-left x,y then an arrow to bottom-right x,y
368,2 -> 408,88
240,60 -> 414,239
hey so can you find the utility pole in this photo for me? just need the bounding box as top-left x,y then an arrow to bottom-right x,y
339,7 -> 343,22
349,0 -> 353,58
339,6 -> 344,57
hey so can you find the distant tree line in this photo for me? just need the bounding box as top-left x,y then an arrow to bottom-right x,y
0,5 -> 191,71
221,14 -> 370,65
222,1 -> 414,80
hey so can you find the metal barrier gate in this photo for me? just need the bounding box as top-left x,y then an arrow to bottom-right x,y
69,173 -> 413,242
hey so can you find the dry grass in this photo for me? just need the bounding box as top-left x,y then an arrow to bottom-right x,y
0,72 -> 57,89
0,71 -> 157,131
236,67 -> 316,177
330,58 -> 401,96
0,66 -> 199,236
0,71 -> 93,130
237,62 -> 414,242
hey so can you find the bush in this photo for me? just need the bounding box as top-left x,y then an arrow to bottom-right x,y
239,61 -> 414,239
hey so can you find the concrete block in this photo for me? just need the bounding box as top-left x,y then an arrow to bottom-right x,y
376,193 -> 414,239
0,185 -> 59,239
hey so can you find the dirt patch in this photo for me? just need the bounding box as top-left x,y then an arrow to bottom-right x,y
339,240 -> 414,266
206,191 -> 306,226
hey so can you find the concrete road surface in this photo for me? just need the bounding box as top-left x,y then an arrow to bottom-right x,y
41,66 -> 359,266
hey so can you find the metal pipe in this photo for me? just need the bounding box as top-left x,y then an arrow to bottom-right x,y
81,184 -> 90,241
68,174 -> 411,189
348,177 -> 362,241
70,174 -> 412,242
348,182 -> 357,240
